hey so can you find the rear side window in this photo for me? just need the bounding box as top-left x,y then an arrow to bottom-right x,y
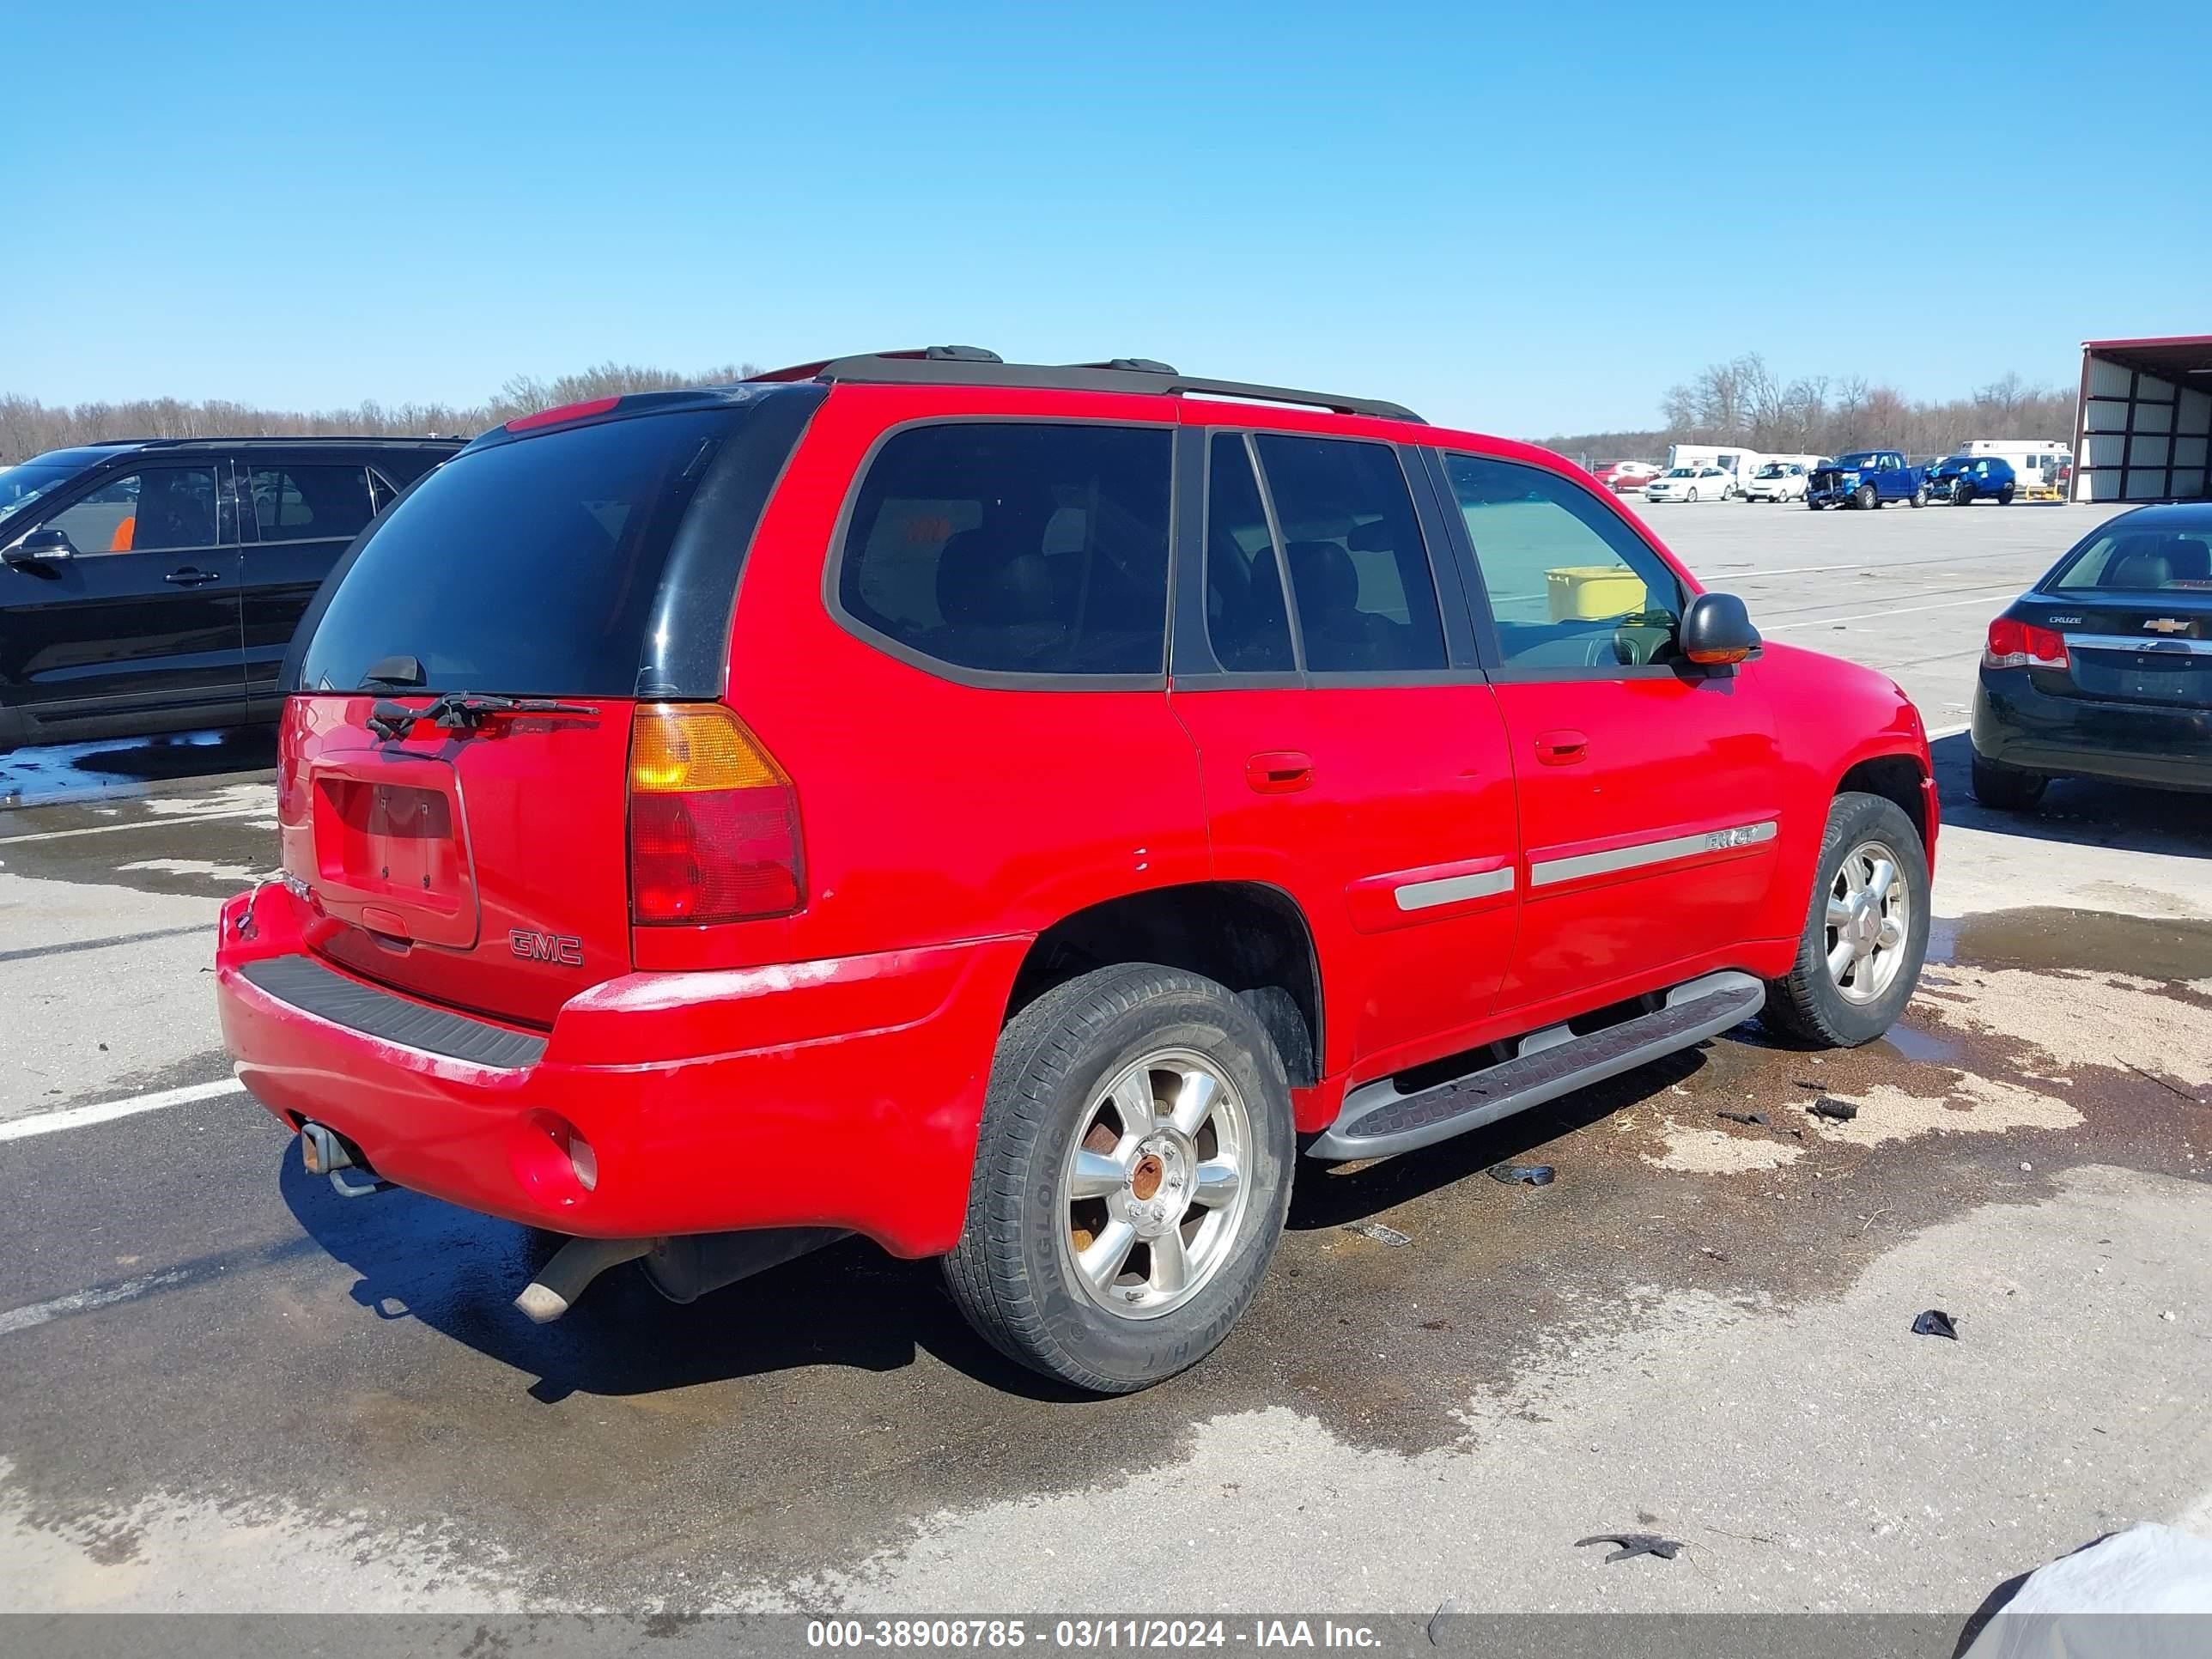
836,422 -> 1171,678
295,389 -> 821,698
1445,453 -> 1685,672
250,465 -> 376,542
1250,434 -> 1443,673
1204,435 -> 1296,672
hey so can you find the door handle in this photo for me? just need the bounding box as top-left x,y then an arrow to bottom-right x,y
1245,750 -> 1314,793
164,568 -> 222,586
1534,729 -> 1589,766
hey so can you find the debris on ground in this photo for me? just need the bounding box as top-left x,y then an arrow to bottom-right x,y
1344,1221 -> 1411,1247
1912,1309 -> 1960,1340
1487,1164 -> 1555,1186
1810,1097 -> 1860,1121
1576,1532 -> 1680,1562
1717,1110 -> 1769,1127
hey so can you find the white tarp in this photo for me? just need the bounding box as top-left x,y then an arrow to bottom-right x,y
1964,1522 -> 2212,1658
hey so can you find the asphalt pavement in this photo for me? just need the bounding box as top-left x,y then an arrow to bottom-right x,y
2,498 -> 2208,1620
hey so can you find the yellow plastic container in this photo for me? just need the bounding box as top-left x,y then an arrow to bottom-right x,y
1546,565 -> 1647,622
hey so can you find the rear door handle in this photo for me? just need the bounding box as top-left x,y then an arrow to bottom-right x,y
164,567 -> 222,586
1245,750 -> 1314,793
1534,729 -> 1588,766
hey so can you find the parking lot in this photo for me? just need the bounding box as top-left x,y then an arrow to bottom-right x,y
2,498 -> 2207,1616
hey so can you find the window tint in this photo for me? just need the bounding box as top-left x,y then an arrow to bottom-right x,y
838,422 -> 1171,677
251,465 -> 377,542
1204,435 -> 1296,672
299,409 -> 746,697
1250,434 -> 1443,673
45,468 -> 219,554
1444,453 -> 1686,672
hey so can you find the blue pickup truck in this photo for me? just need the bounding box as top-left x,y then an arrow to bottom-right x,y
1807,450 -> 1929,510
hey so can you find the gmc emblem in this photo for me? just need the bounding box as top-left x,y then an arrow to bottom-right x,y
509,929 -> 583,967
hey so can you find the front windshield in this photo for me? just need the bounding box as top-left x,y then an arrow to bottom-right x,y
1663,467 -> 1694,478
1837,453 -> 1880,469
0,463 -> 82,520
1754,464 -> 1784,478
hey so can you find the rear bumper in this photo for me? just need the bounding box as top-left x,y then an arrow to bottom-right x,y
216,881 -> 1029,1255
1972,672 -> 2212,792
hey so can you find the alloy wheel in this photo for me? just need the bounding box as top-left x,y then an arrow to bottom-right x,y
1060,1049 -> 1252,1320
1824,838 -> 1911,1005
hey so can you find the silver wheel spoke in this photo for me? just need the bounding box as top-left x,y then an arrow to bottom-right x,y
1826,936 -> 1859,980
1826,898 -> 1855,929
1867,859 -> 1898,903
1078,1218 -> 1137,1291
1192,1157 -> 1242,1209
1839,860 -> 1866,899
1877,916 -> 1904,950
1168,1068 -> 1218,1137
1069,1148 -> 1129,1200
1149,1226 -> 1191,1297
1112,1071 -> 1158,1138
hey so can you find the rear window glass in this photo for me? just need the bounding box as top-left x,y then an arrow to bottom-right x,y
251,465 -> 376,542
836,422 -> 1171,677
295,392 -> 817,698
2053,526 -> 2212,592
1250,434 -> 1443,673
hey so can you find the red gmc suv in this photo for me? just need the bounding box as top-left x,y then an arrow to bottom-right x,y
216,349 -> 1936,1393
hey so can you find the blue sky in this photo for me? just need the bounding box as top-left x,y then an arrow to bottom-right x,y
6,1 -> 2207,436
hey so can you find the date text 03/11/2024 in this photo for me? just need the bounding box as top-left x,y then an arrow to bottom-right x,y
805,1620 -> 1385,1650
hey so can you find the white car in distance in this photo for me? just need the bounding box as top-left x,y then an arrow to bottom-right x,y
1644,464 -> 1736,503
1743,461 -> 1809,502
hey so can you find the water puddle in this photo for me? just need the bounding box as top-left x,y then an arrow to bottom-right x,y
0,729 -> 275,811
1930,907 -> 2212,982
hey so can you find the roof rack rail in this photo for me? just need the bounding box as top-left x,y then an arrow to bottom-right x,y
750,348 -> 1422,422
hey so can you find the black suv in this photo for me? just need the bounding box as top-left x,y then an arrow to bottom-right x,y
1,437 -> 460,746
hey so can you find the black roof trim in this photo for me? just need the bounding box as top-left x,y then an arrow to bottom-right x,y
754,348 -> 1424,422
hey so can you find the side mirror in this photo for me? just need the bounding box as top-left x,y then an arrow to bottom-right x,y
3,525 -> 75,567
1680,592 -> 1760,666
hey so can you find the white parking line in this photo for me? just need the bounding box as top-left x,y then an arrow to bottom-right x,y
0,1268 -> 191,1337
0,1078 -> 247,1144
1765,593 -> 2017,631
0,810 -> 261,846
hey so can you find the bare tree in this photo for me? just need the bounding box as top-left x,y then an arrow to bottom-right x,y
0,361 -> 767,461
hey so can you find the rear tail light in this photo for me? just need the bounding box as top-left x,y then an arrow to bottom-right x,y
1983,617 -> 2069,670
627,704 -> 803,925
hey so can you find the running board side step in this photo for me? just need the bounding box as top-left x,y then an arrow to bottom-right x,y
1306,971 -> 1765,1162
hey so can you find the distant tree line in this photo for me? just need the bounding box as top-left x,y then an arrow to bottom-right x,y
0,360 -> 761,464
1540,352 -> 2076,466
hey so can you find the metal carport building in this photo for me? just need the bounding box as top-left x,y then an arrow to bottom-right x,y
2073,335 -> 2212,503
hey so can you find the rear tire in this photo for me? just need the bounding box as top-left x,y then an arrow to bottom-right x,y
942,963 -> 1294,1394
1911,483 -> 1929,507
1687,489 -> 1699,502
1970,750 -> 2047,811
1759,792 -> 1931,1048
1998,483 -> 2016,505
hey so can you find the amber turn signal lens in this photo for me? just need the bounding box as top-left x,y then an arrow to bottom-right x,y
629,704 -> 783,795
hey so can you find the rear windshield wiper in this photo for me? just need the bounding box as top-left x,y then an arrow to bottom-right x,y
367,691 -> 599,741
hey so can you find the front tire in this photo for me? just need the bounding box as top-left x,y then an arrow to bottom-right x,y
1760,792 -> 1931,1048
942,964 -> 1295,1394
1854,483 -> 1878,510
1686,489 -> 1699,502
1970,750 -> 2047,811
